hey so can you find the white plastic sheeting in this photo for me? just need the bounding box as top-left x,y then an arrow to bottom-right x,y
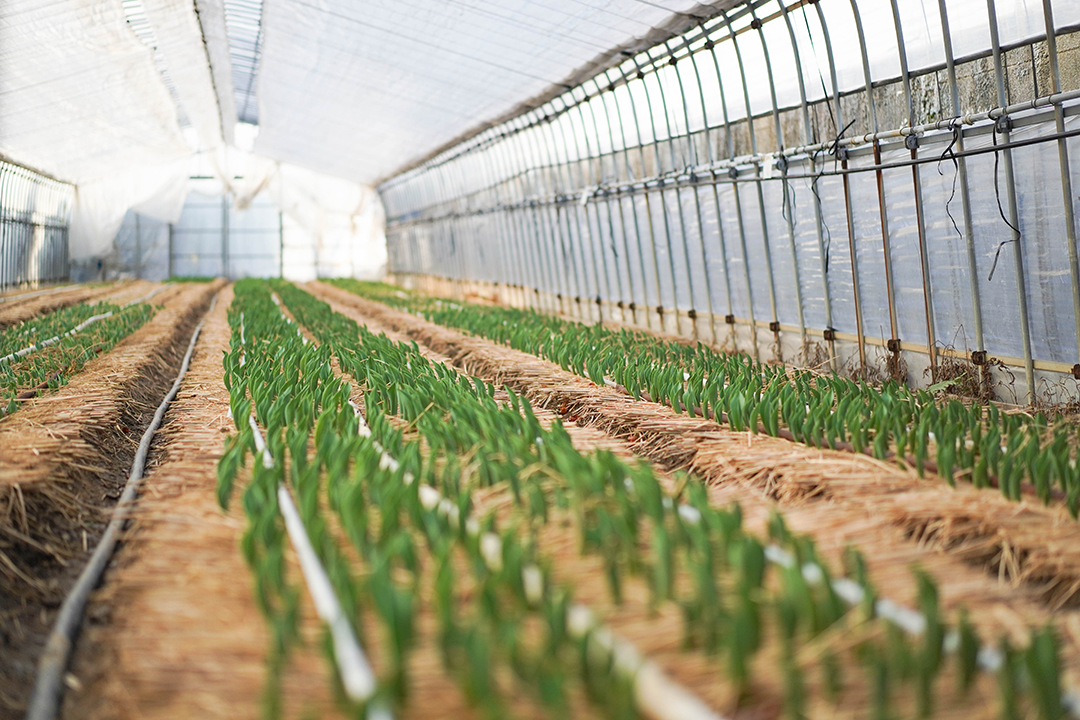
252,0 -> 715,184
0,0 -> 233,259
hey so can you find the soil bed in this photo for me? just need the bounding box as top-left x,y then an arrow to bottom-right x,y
0,283 -> 132,331
308,280 -> 1080,694
0,280 -> 222,718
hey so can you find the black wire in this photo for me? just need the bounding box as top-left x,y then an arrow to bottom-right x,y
811,118 -> 857,274
987,126 -> 1022,282
937,121 -> 964,244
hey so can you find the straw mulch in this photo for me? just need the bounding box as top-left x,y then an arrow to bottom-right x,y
319,295 -> 1004,719
297,307 -> 595,720
0,282 -> 130,331
0,280 -> 222,719
308,281 -> 1080,684
62,285 -> 348,720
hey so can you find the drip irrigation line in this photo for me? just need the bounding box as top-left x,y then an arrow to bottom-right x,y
343,395 -> 723,720
241,308 -> 384,713
246,416 -> 385,712
26,289 -> 219,720
275,299 -> 721,720
0,284 -> 172,367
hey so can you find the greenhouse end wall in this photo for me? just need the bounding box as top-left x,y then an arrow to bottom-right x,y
380,0 -> 1080,404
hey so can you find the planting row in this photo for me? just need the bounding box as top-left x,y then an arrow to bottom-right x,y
216,279 -> 1069,720
0,298 -> 156,415
330,280 -> 1080,516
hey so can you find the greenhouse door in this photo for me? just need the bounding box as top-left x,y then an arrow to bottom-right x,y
169,192 -> 282,279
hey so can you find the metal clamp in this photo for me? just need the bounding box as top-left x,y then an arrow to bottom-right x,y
768,321 -> 780,333
887,338 -> 901,353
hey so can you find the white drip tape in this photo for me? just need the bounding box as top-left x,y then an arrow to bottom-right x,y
0,283 -> 171,366
247,415 -> 383,710
347,397 -> 723,720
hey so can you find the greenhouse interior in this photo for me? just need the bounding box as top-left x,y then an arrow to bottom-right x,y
3,0 -> 1080,718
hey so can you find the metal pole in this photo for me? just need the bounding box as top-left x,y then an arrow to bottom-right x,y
987,0 -> 1036,402
721,9 -> 781,356
746,3 -> 808,361
630,53 -> 683,335
677,36 -> 723,346
937,0 -> 986,369
660,38 -> 718,343
849,0 -> 901,377
615,64 -> 666,332
888,0 -> 939,380
604,67 -> 656,329
1040,0 -> 1080,372
776,2 -> 836,368
703,30 -> 758,359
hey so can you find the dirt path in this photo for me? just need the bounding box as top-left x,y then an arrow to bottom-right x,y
307,280 -> 1080,692
0,280 -> 222,719
62,285 -> 346,720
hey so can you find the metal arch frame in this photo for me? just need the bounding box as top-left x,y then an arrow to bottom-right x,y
717,8 -> 783,354
699,24 -> 759,359
602,66 -> 658,329
936,0 -> 986,374
544,96 -> 591,319
775,0 -> 838,369
1041,0 -> 1080,369
887,0 -> 939,380
561,87 -> 612,322
806,1 -> 870,371
578,77 -> 631,323
669,36 -> 721,346
847,0 -> 902,374
744,1 -> 811,362
626,51 -> 684,335
642,41 -> 703,338
610,62 -> 667,332
987,0 -> 1036,401
379,0 -> 1080,397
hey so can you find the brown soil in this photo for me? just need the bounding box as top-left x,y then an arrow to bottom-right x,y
62,286 -> 346,720
319,294 -> 1001,719
307,280 -> 1080,694
0,280 -> 223,718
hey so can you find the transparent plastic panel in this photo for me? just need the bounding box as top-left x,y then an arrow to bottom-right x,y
881,157 -> 930,349
735,24 -> 776,121
737,182 -> 776,322
713,183 -> 752,319
852,0 -> 903,83
760,8 -> 804,111
818,1 -> 867,94
965,140 -> 1027,364
711,40 -> 749,124
845,154 -> 892,343
1012,120 -> 1078,364
647,190 -> 677,310
759,178 -> 804,327
695,185 -> 731,317
788,3 -> 835,105
813,170 -> 858,336
918,153 -> 980,354
895,0 -> 946,73
665,186 -> 696,312
633,193 -> 661,308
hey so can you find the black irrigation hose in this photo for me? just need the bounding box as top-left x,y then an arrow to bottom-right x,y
25,291 -> 220,720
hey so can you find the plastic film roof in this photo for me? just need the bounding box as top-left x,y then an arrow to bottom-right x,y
251,0 -> 723,184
